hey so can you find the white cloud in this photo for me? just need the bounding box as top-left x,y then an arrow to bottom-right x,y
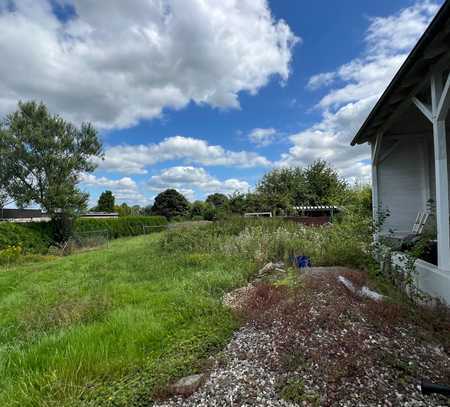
248,128 -> 278,147
279,1 -> 439,182
306,72 -> 336,90
80,174 -> 137,190
79,173 -> 151,206
148,166 -> 250,197
99,135 -> 271,174
0,0 -> 299,129
365,1 -> 439,56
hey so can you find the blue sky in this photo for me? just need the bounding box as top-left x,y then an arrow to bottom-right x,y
0,0 -> 443,206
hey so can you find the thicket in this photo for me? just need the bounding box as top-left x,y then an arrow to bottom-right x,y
0,222 -> 52,252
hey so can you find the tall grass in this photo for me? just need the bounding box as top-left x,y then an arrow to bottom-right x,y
0,214 -> 374,406
0,234 -> 253,406
161,213 -> 374,269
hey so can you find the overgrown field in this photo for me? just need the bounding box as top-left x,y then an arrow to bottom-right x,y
162,214 -> 374,270
0,216 -> 376,406
0,233 -> 254,406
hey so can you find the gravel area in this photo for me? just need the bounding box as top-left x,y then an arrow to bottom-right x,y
156,269 -> 450,406
155,322 -> 295,407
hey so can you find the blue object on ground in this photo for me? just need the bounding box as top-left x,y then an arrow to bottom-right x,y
295,255 -> 311,268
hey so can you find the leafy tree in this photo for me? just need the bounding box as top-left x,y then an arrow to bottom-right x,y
243,192 -> 266,213
206,193 -> 229,209
0,188 -> 12,220
143,205 -> 153,216
97,190 -> 115,212
228,192 -> 246,214
256,161 -> 348,210
151,189 -> 190,220
190,201 -> 206,218
0,188 -> 11,209
345,184 -> 372,216
0,101 -> 102,241
114,203 -> 132,217
131,205 -> 142,216
256,167 -> 306,211
303,160 -> 347,205
202,203 -> 217,221
190,201 -> 218,220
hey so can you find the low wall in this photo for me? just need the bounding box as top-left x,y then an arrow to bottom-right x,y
391,251 -> 450,304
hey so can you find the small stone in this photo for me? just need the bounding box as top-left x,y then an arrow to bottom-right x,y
170,374 -> 205,397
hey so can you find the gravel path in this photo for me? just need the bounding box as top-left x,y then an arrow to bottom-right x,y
155,322 -> 295,407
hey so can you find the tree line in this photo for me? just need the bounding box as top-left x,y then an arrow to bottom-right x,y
0,101 -> 372,242
141,162 -> 371,221
93,161 -> 371,221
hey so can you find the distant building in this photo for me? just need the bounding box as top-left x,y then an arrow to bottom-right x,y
291,205 -> 341,225
244,212 -> 273,218
81,212 -> 119,219
0,208 -> 50,222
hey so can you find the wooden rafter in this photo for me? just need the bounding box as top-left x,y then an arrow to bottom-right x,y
412,96 -> 433,122
437,72 -> 450,120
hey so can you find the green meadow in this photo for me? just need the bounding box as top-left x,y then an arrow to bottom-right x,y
0,234 -> 254,406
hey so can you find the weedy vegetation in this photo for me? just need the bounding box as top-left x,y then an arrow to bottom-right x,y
1,214 -> 447,406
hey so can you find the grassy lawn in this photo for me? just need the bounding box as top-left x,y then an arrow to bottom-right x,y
0,234 -> 254,406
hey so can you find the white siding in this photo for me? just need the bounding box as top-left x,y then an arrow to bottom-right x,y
378,139 -> 427,233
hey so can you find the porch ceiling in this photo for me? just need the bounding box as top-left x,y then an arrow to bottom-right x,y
351,0 -> 450,145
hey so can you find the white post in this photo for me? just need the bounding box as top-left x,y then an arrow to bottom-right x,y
372,152 -> 379,221
371,134 -> 382,239
431,72 -> 450,271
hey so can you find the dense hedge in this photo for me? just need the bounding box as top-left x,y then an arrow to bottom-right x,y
74,216 -> 168,239
0,222 -> 52,252
0,216 -> 168,252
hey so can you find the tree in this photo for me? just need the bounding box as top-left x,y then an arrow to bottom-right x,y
0,187 -> 10,209
151,189 -> 190,220
0,187 -> 13,220
190,200 -> 217,220
228,192 -> 246,214
143,205 -> 153,216
0,101 -> 103,241
114,203 -> 131,217
131,205 -> 142,216
190,201 -> 207,218
256,161 -> 348,210
303,160 -> 347,205
206,193 -> 229,209
256,167 -> 306,211
97,190 -> 115,212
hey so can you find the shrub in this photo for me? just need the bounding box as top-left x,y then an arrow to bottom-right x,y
0,245 -> 22,266
0,222 -> 52,252
74,216 -> 167,239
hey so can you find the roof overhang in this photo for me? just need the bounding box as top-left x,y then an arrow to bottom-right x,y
351,0 -> 450,146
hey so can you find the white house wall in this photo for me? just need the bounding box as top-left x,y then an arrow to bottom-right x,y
378,138 -> 427,233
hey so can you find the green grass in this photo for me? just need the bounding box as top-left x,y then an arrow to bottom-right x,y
0,234 -> 255,406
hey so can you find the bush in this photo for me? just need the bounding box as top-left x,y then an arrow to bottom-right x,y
74,216 -> 168,239
0,222 -> 52,252
0,245 -> 22,266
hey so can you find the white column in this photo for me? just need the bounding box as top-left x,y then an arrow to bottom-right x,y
431,73 -> 450,271
371,134 -> 382,239
372,150 -> 379,222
